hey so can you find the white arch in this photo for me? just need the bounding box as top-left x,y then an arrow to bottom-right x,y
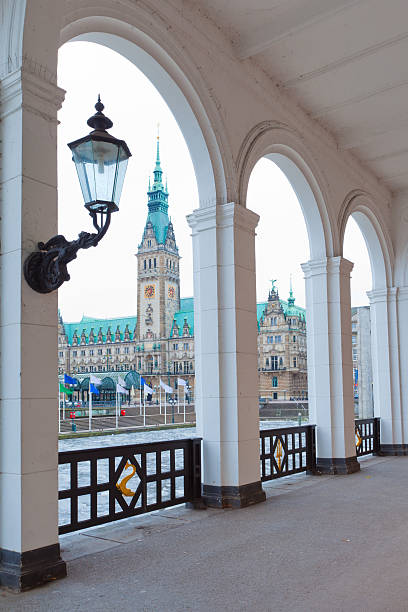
339,191 -> 393,290
59,23 -> 225,208
404,246 -> 408,286
266,153 -> 326,260
237,123 -> 333,260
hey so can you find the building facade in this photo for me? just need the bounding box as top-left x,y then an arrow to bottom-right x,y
58,141 -> 307,402
352,306 -> 373,418
257,282 -> 307,401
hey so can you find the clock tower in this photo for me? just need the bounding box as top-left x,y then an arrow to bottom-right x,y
136,134 -> 180,341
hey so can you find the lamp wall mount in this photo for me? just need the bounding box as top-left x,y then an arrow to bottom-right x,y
24,211 -> 111,294
23,96 -> 131,294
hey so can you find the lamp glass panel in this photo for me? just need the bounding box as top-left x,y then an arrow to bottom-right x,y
71,140 -> 96,204
111,146 -> 129,206
91,140 -> 120,204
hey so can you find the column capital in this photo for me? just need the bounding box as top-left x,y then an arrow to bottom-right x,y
327,256 -> 354,276
367,287 -> 398,305
187,202 -> 259,234
0,61 -> 65,122
397,286 -> 408,302
301,258 -> 327,278
301,256 -> 353,279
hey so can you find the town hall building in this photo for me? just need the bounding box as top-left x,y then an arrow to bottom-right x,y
58,139 -> 307,403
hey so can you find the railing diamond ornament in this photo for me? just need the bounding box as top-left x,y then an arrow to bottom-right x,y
274,438 -> 284,471
116,458 -> 141,498
355,428 -> 362,449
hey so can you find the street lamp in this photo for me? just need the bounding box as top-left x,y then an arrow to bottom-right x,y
24,96 -> 131,293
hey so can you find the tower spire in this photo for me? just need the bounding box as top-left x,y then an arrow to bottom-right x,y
156,122 -> 161,166
142,129 -> 172,245
288,274 -> 295,306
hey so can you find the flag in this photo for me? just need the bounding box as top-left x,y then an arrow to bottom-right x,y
118,376 -> 126,388
64,373 -> 78,385
116,383 -> 127,394
90,374 -> 101,386
59,383 -> 73,395
140,376 -> 146,389
90,383 -> 99,395
160,379 -> 173,394
177,378 -> 186,387
144,383 -> 153,395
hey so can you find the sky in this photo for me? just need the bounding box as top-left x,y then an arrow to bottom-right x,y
57,42 -> 371,323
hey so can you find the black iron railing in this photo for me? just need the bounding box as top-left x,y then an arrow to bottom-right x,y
58,438 -> 201,534
355,418 -> 380,456
260,425 -> 316,481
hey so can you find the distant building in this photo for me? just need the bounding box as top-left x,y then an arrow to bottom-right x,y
352,306 -> 373,418
257,282 -> 307,401
58,138 -> 307,402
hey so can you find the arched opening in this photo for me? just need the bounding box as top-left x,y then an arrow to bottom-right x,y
343,216 -> 374,418
248,158 -> 310,413
60,28 -> 224,206
246,150 -> 328,426
243,138 -> 359,472
56,36 -> 217,436
342,199 -> 393,430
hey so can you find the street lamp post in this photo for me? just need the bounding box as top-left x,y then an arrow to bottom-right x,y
24,97 -> 131,293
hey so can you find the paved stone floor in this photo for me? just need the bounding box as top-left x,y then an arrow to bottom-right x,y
2,455 -> 407,611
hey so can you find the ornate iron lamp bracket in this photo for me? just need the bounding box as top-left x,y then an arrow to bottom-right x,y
24,211 -> 111,293
23,97 -> 131,294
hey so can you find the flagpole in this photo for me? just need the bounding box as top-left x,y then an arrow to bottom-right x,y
143,389 -> 146,427
164,392 -> 167,425
89,382 -> 92,431
160,384 -> 162,415
184,387 -> 186,423
115,390 -> 118,429
140,383 -> 142,416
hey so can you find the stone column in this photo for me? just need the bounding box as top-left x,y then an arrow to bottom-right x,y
398,287 -> 408,451
301,257 -> 359,474
187,202 -> 265,507
368,288 -> 405,454
0,63 -> 66,589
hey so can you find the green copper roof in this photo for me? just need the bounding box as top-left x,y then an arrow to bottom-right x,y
63,315 -> 137,345
280,298 -> 306,319
170,297 -> 194,337
62,296 -> 305,345
143,135 -> 171,245
256,298 -> 305,330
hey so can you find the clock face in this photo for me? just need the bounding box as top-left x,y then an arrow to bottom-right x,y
144,285 -> 155,298
168,286 -> 175,299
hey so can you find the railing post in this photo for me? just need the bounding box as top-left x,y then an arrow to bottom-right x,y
186,439 -> 204,509
373,418 -> 381,455
306,426 -> 317,474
